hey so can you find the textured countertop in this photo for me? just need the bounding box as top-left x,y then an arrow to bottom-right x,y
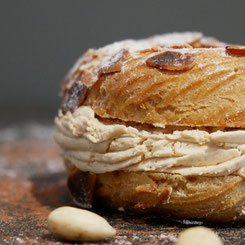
1,124 -> 245,244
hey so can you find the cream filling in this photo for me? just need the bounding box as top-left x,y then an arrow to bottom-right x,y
54,106 -> 245,177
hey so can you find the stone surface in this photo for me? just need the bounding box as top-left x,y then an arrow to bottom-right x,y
0,124 -> 245,244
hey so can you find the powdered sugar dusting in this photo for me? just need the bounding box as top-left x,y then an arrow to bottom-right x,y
182,219 -> 203,225
101,32 -> 203,54
159,233 -> 177,242
99,49 -> 129,74
240,207 -> 245,215
15,237 -> 25,244
148,32 -> 202,47
65,31 -> 225,88
114,232 -> 178,244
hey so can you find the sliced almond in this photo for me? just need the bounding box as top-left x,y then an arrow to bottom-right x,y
146,51 -> 195,71
67,170 -> 96,209
61,81 -> 88,113
192,37 -> 227,48
138,47 -> 159,54
226,46 -> 245,56
99,49 -> 129,74
170,44 -> 193,49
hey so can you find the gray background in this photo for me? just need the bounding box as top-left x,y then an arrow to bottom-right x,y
1,0 -> 245,124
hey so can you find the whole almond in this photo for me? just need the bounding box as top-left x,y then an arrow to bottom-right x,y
47,206 -> 116,242
175,226 -> 223,245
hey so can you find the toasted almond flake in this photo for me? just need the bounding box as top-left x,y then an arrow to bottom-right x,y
170,44 -> 193,49
99,49 -> 129,74
226,46 -> 245,56
146,51 -> 195,71
62,81 -> 88,113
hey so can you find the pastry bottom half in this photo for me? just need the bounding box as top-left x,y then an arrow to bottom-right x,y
65,160 -> 245,223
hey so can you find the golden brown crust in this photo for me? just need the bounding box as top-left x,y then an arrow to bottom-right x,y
65,163 -> 245,222
85,48 -> 245,128
100,173 -> 245,222
97,172 -> 245,223
61,33 -> 245,127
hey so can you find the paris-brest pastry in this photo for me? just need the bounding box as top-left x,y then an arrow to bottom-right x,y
55,32 -> 245,222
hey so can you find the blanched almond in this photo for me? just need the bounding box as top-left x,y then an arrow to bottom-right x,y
175,226 -> 223,245
48,207 -> 116,242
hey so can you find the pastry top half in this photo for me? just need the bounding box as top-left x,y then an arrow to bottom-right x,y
61,32 -> 245,128
55,32 -> 245,178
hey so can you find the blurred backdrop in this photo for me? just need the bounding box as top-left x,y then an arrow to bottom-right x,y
1,0 -> 245,125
